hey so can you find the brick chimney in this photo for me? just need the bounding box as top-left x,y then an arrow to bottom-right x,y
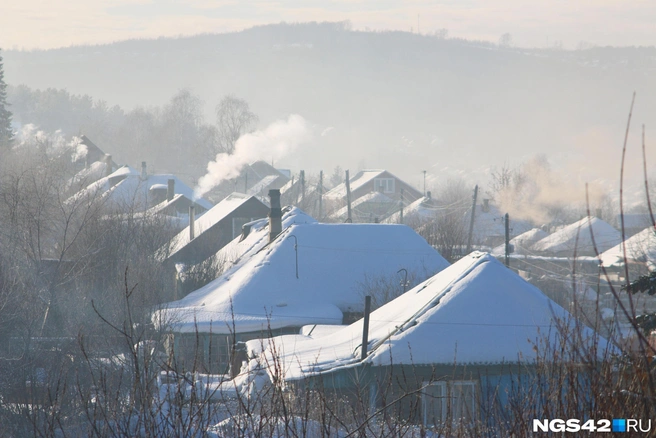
268,189 -> 282,242
167,179 -> 175,202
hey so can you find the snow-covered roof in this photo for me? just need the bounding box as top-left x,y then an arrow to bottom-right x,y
261,252 -> 611,379
67,166 -> 213,211
491,228 -> 549,256
532,217 -> 620,255
68,161 -> 108,189
324,170 -> 386,199
247,175 -> 280,195
600,226 -> 656,269
165,193 -> 262,259
382,196 -> 438,224
463,202 -> 533,243
156,214 -> 450,335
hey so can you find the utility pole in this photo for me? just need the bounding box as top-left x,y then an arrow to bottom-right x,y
300,170 -> 305,204
345,170 -> 353,223
466,185 -> 478,254
505,213 -> 510,268
244,173 -> 248,194
399,188 -> 404,224
318,170 -> 323,219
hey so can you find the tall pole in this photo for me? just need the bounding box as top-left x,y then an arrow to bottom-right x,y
505,213 -> 510,268
361,295 -> 371,360
318,170 -> 323,219
300,170 -> 305,203
345,170 -> 353,223
466,185 -> 478,254
244,173 -> 248,194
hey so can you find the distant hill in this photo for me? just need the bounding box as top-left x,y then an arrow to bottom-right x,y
4,22 -> 656,187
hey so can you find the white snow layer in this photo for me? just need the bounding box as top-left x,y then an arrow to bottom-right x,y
261,252 -> 612,380
67,165 -> 213,210
532,217 -> 620,254
155,208 -> 449,334
600,226 -> 656,269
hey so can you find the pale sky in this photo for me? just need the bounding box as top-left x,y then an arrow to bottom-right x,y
1,0 -> 655,50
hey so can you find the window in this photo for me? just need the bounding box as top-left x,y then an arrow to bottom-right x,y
374,178 -> 395,193
422,380 -> 477,426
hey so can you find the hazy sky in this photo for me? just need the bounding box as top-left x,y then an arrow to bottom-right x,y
2,0 -> 655,50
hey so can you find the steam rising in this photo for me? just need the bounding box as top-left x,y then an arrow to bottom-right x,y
15,125 -> 88,162
70,136 -> 88,162
492,156 -> 611,225
194,114 -> 312,198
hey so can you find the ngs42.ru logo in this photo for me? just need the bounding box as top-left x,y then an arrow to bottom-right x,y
533,419 -> 652,433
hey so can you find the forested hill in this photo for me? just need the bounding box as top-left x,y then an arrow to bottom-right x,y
4,22 -> 656,184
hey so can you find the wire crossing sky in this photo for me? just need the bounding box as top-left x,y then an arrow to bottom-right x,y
2,0 -> 655,50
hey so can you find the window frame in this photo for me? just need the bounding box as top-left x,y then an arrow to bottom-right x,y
373,177 -> 396,193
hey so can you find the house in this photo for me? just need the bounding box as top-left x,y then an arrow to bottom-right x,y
250,252 -> 611,426
491,227 -> 548,256
67,163 -> 213,213
600,226 -> 656,274
532,216 -> 621,257
154,190 -> 450,373
329,191 -> 398,223
325,170 -> 423,205
382,193 -> 439,225
162,192 -> 269,266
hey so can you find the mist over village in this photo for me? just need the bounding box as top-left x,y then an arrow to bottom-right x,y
1,3 -> 656,436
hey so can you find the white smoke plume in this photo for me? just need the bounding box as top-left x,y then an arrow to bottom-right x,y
69,136 -> 88,162
194,114 -> 312,199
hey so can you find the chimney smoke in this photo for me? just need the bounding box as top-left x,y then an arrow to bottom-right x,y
268,189 -> 282,243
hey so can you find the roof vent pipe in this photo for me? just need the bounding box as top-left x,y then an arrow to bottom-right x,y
189,206 -> 196,240
167,179 -> 175,202
268,189 -> 283,243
